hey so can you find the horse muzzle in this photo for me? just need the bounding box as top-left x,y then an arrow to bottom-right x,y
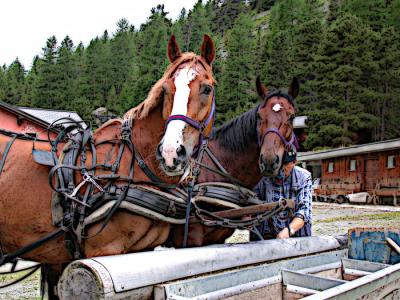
156,143 -> 188,176
259,154 -> 281,177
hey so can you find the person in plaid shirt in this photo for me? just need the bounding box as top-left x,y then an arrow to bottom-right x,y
251,145 -> 312,240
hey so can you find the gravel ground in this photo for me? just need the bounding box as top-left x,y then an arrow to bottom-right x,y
2,202 -> 400,299
0,269 -> 41,299
226,202 -> 400,243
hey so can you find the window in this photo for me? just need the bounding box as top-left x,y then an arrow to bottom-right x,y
328,162 -> 334,173
349,159 -> 357,171
387,155 -> 396,169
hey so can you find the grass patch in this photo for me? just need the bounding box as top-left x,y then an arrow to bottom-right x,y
0,269 -> 41,283
318,212 -> 400,223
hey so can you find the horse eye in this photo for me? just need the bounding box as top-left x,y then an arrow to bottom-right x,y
201,85 -> 212,95
289,115 -> 295,123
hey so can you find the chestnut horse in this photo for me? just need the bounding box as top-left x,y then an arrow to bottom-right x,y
0,35 -> 216,266
169,77 -> 299,247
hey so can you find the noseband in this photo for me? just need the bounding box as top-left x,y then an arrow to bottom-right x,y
256,90 -> 299,151
164,92 -> 216,154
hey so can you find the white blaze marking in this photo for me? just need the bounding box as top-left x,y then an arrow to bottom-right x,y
161,67 -> 197,167
272,103 -> 282,112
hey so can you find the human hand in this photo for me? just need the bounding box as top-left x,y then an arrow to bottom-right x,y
277,227 -> 290,239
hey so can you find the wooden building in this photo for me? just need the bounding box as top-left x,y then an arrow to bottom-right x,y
298,139 -> 400,205
0,101 -> 83,139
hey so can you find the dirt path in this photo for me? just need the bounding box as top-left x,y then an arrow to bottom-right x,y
313,202 -> 400,236
227,202 -> 400,242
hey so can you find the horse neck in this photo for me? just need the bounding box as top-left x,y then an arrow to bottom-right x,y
131,105 -> 181,184
198,141 -> 261,188
197,110 -> 262,189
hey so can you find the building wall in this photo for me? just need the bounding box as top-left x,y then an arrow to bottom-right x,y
319,149 -> 400,194
0,108 -> 57,139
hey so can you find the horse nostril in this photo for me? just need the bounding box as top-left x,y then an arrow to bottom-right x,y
176,145 -> 187,159
275,155 -> 280,164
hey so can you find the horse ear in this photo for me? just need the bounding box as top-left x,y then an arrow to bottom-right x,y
256,76 -> 268,100
200,34 -> 215,65
288,77 -> 299,99
167,35 -> 181,63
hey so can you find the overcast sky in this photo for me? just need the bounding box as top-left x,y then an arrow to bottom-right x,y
0,0 -> 197,69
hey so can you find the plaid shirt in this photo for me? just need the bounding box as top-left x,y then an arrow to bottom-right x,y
253,166 -> 312,238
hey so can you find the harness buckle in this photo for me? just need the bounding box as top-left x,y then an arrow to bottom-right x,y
121,119 -> 132,141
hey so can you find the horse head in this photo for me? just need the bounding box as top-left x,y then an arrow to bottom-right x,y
156,35 -> 216,176
255,76 -> 299,177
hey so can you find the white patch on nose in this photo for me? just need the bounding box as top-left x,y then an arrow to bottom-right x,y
272,103 -> 282,112
161,67 -> 197,167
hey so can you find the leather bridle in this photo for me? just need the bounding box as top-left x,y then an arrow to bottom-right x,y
256,91 -> 299,152
165,91 -> 216,155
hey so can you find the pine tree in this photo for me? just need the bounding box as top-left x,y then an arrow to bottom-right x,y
250,0 -> 276,12
342,0 -> 389,31
0,65 -> 6,101
22,55 -> 40,106
4,58 -> 25,105
218,13 -> 257,124
110,21 -> 136,96
116,18 -> 130,34
32,36 -> 59,108
259,0 -> 319,88
181,1 -> 213,52
261,30 -> 293,88
56,36 -> 78,109
370,26 -> 400,140
305,13 -> 377,149
388,0 -> 400,32
82,37 -> 111,108
212,0 -> 248,35
130,10 -> 171,107
2,0 -> 397,151
291,1 -> 324,112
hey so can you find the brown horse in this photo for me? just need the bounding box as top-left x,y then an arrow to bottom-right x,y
0,35 -> 216,265
169,77 -> 299,247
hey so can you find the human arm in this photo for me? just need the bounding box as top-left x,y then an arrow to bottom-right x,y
276,217 -> 304,239
277,170 -> 312,239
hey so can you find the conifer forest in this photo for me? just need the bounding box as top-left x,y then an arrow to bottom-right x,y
1,0 -> 399,150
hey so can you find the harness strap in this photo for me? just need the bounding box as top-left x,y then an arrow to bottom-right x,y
0,264 -> 41,289
193,199 -> 288,229
166,92 -> 216,158
181,139 -> 209,248
0,134 -> 17,176
134,148 -> 164,184
204,146 -> 229,175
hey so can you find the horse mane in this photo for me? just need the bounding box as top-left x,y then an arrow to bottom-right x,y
124,52 -> 215,121
211,106 -> 258,153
